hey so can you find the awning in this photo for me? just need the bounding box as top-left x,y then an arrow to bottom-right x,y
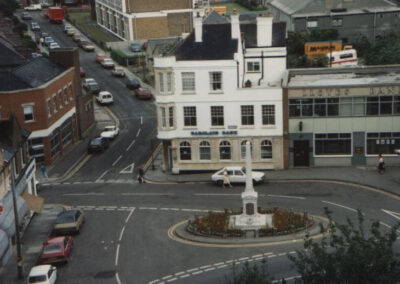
22,192 -> 44,213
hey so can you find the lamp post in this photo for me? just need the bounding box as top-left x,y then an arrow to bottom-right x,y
150,139 -> 155,170
10,157 -> 24,279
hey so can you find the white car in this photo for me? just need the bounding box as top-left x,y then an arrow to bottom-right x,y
211,166 -> 265,186
96,91 -> 114,105
25,4 -> 42,10
27,265 -> 57,284
48,42 -> 60,50
395,149 -> 400,155
100,58 -> 115,69
101,126 -> 119,139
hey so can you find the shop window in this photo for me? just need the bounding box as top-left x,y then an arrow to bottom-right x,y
241,105 -> 254,125
199,141 -> 211,160
50,130 -> 60,158
315,133 -> 351,156
367,132 -> 400,155
61,119 -> 72,147
366,97 -> 379,115
219,141 -> 231,160
29,138 -> 44,162
179,141 -> 191,160
352,97 -> 365,116
262,105 -> 275,125
183,106 -> 196,127
314,98 -> 326,116
380,96 -> 393,115
211,106 -> 224,126
260,140 -> 272,159
339,97 -> 352,116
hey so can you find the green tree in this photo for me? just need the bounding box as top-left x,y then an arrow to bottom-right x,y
288,208 -> 400,284
308,29 -> 339,42
0,0 -> 19,17
287,31 -> 309,55
364,31 -> 400,65
227,259 -> 274,284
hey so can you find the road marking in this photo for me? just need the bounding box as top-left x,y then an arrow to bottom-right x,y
174,272 -> 185,276
140,116 -> 143,125
179,274 -> 190,278
122,193 -> 175,196
200,265 -> 211,269
167,278 -> 177,282
120,162 -> 135,174
115,272 -> 122,284
216,264 -> 228,268
186,268 -> 199,273
112,155 -> 123,166
381,209 -> 400,221
204,267 -> 215,272
126,139 -> 135,151
96,170 -> 108,183
162,275 -> 173,280
63,193 -> 105,196
267,194 -> 306,200
139,207 -> 158,210
125,208 -> 135,223
194,193 -> 241,196
379,221 -> 392,229
322,200 -> 358,213
136,128 -> 141,137
213,262 -> 224,266
251,254 -> 263,258
119,226 -> 125,241
149,280 -> 159,284
115,244 -> 120,266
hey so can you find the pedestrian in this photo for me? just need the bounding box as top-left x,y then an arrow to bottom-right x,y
223,171 -> 232,188
40,164 -> 48,179
378,153 -> 385,174
137,167 -> 145,183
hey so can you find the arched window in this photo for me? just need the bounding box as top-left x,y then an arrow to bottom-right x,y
219,141 -> 231,160
240,140 -> 253,159
261,140 -> 272,159
199,141 -> 211,160
180,141 -> 191,160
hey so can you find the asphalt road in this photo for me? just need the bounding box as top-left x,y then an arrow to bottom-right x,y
39,181 -> 400,284
25,11 -> 157,183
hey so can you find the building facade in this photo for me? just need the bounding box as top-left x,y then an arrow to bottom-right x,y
268,0 -> 400,43
283,66 -> 400,167
154,11 -> 287,173
0,57 -> 81,165
95,0 -> 194,41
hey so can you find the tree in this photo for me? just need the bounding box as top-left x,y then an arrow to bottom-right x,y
308,29 -> 339,42
227,259 -> 274,284
0,0 -> 19,17
288,208 -> 400,284
364,31 -> 400,65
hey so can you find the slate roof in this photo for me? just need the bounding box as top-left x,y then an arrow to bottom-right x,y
147,37 -> 181,58
203,10 -> 229,24
0,57 -> 66,91
174,23 -> 238,61
241,22 -> 286,48
0,42 -> 25,68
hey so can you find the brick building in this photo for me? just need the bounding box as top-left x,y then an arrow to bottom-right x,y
0,48 -> 94,165
95,0 -> 194,40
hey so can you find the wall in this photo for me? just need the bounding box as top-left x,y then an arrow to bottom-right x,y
127,0 -> 191,13
132,16 -> 169,40
167,12 -> 192,36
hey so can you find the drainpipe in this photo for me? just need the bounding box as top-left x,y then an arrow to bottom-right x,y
258,51 -> 264,86
236,61 -> 240,88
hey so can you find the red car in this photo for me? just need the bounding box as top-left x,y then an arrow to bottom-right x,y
40,236 -> 73,265
95,52 -> 106,63
134,87 -> 153,100
80,67 -> 86,77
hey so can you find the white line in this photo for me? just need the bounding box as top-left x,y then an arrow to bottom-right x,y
187,268 -> 199,273
254,257 -> 264,261
239,257 -> 249,261
115,244 -> 120,266
194,193 -> 241,196
268,255 -> 276,258
96,170 -> 108,182
140,116 -> 143,125
139,207 -> 158,210
322,200 -> 358,213
278,253 -> 286,256
112,155 -> 123,166
213,262 -> 224,266
379,221 -> 392,229
267,194 -> 306,200
251,254 -> 263,258
167,278 -> 177,282
136,128 -> 141,137
216,264 -> 228,269
162,275 -> 173,280
149,280 -> 159,284
204,267 -> 215,272
126,139 -> 135,151
63,193 -> 105,196
125,208 -> 135,223
174,272 -> 185,276
382,209 -> 400,221
119,226 -> 125,241
122,193 -> 175,196
180,274 -> 190,278
116,272 -> 122,284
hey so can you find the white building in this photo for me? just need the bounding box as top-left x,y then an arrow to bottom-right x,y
154,11 -> 288,173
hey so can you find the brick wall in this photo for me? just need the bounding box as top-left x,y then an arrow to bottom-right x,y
167,12 -> 192,36
133,17 -> 169,40
127,0 -> 191,13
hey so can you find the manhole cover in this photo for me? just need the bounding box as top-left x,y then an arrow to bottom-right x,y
94,270 -> 116,279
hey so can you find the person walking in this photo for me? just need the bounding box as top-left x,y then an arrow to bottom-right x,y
223,171 -> 232,188
378,154 -> 385,174
137,167 -> 145,183
40,164 -> 48,179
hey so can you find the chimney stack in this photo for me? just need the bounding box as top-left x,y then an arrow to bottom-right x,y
256,14 -> 273,47
194,12 -> 203,43
231,9 -> 240,39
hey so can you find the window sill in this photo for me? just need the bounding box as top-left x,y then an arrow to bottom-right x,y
261,125 -> 276,129
181,91 -> 196,95
209,91 -> 223,95
183,127 -> 198,130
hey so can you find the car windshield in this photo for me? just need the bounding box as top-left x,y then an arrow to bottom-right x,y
90,139 -> 103,146
104,127 -> 114,131
44,244 -> 62,253
88,82 -> 98,86
28,275 -> 47,283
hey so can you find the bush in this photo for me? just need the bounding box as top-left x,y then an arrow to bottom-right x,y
110,49 -> 145,66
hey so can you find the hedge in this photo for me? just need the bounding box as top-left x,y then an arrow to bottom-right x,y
110,49 -> 145,66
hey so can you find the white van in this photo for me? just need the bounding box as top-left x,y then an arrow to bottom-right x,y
96,91 -> 114,105
27,265 -> 57,284
25,4 -> 42,10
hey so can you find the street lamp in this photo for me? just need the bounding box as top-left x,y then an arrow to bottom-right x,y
150,139 -> 155,171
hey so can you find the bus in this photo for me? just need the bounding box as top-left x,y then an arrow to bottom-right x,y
327,49 -> 358,67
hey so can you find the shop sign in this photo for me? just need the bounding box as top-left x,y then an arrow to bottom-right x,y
191,131 -> 219,136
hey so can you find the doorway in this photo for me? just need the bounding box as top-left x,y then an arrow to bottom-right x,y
293,140 -> 309,167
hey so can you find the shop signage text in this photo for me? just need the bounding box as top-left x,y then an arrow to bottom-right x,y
191,130 -> 238,136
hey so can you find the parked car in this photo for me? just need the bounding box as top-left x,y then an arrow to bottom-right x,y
96,91 -> 114,105
87,137 -> 109,153
25,4 -> 42,10
53,209 -> 85,234
63,25 -> 72,33
111,67 -> 125,77
126,78 -> 141,90
30,22 -> 40,31
134,87 -> 153,100
80,67 -> 86,77
22,12 -> 32,20
101,125 -> 119,140
66,29 -> 76,36
100,58 -> 114,69
48,42 -> 60,50
82,78 -> 100,94
211,166 -> 265,186
40,236 -> 73,265
72,34 -> 82,43
95,52 -> 106,63
44,37 -> 54,47
82,78 -> 96,89
79,41 -> 95,51
31,52 -> 42,59
27,265 -> 57,284
130,42 -> 142,52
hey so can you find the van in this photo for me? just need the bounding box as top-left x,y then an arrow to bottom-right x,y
96,91 -> 114,105
27,265 -> 57,284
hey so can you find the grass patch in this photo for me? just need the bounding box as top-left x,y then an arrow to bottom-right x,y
67,12 -> 118,45
210,2 -> 250,13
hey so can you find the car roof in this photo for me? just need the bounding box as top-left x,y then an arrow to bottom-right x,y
45,236 -> 66,244
99,91 -> 111,95
59,209 -> 80,217
223,166 -> 243,171
29,265 -> 52,276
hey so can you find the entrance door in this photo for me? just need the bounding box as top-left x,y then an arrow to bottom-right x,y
293,140 -> 309,167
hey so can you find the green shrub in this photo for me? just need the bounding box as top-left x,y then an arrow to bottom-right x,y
110,49 -> 145,66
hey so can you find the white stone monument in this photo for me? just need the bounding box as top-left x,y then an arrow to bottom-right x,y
229,141 -> 273,231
